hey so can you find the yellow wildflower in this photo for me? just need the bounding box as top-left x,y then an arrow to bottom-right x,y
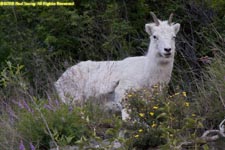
138,129 -> 143,133
151,123 -> 157,128
128,94 -> 133,98
134,134 -> 139,138
182,92 -> 187,97
139,113 -> 145,117
153,85 -> 158,88
153,106 -> 159,110
192,113 -> 196,117
185,102 -> 190,107
149,112 -> 154,116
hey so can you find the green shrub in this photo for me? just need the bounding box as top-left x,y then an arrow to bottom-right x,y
15,99 -> 89,149
0,61 -> 28,103
123,85 -> 204,149
124,53 -> 225,149
7,97 -> 123,149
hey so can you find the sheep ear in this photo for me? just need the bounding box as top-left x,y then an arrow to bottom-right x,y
145,24 -> 154,35
173,23 -> 180,34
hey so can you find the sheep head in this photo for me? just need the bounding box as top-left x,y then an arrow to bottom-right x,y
145,12 -> 180,61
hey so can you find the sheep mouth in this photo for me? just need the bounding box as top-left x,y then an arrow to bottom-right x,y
158,52 -> 172,58
163,53 -> 172,58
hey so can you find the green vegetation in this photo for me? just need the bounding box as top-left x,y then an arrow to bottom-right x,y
0,0 -> 224,149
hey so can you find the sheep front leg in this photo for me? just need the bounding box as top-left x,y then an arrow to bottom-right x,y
114,87 -> 131,121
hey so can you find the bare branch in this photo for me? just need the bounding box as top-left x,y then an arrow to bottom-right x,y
219,118 -> 225,132
176,118 -> 225,149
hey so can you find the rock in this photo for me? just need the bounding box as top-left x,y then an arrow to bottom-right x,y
113,140 -> 122,149
50,139 -> 124,150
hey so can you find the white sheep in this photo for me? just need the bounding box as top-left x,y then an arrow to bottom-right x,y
55,12 -> 180,120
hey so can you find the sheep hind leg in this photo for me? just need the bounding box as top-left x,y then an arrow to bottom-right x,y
121,109 -> 130,121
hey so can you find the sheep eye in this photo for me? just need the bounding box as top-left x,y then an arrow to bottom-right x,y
153,35 -> 158,39
172,36 -> 176,40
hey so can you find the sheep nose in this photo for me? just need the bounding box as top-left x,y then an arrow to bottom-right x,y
164,48 -> 171,52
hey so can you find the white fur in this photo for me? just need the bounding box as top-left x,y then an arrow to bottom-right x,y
55,60 -> 119,103
55,18 -> 180,120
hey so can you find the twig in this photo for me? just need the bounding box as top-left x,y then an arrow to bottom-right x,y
176,118 -> 225,149
215,85 -> 225,109
24,90 -> 59,150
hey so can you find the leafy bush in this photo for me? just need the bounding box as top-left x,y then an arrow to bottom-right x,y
123,53 -> 225,149
15,99 -> 89,149
123,85 -> 205,149
0,61 -> 28,103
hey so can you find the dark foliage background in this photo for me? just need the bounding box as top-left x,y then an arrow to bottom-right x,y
0,0 -> 224,96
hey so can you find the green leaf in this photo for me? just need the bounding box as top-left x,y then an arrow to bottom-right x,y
65,136 -> 75,144
156,113 -> 167,119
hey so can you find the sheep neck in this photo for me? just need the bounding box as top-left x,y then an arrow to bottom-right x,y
144,43 -> 174,86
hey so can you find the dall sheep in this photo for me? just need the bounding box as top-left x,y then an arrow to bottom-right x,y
55,12 -> 180,120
